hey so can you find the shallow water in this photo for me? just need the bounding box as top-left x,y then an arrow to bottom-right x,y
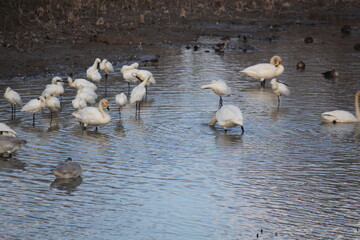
1,18 -> 360,239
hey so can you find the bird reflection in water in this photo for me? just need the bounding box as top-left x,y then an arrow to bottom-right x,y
50,176 -> 83,194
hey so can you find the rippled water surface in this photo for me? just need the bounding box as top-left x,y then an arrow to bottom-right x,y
1,18 -> 360,239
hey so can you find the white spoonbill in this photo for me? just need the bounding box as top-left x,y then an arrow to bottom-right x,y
42,76 -> 65,97
133,69 -> 156,86
100,59 -> 114,92
0,123 -> 17,137
321,91 -> 360,123
201,80 -> 232,108
44,94 -> 61,121
21,96 -> 46,125
115,92 -> 127,116
240,55 -> 284,88
86,58 -> 102,83
72,97 -> 87,110
76,85 -> 98,105
4,87 -> 22,119
67,77 -> 97,91
130,77 -> 150,118
0,135 -> 27,157
208,105 -> 244,134
121,62 -> 140,93
270,78 -> 290,108
72,99 -> 111,130
52,157 -> 83,179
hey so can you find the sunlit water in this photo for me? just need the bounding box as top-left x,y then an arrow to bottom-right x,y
1,17 -> 360,240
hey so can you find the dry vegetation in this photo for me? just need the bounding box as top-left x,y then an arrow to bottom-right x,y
0,0 -> 358,78
1,0 -> 359,48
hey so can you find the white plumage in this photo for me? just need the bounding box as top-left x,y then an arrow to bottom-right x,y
270,78 -> 290,107
133,69 -> 156,86
321,91 -> 360,123
115,92 -> 127,115
0,123 -> 17,137
201,80 -> 232,108
130,77 -> 150,118
4,87 -> 22,118
67,77 -> 97,91
100,59 -> 114,74
240,55 -> 284,88
72,99 -> 111,130
208,105 -> 244,133
86,58 -> 102,83
52,157 -> 83,179
44,94 -> 61,120
76,86 -> 98,105
21,96 -> 46,125
42,76 -> 64,97
121,62 -> 140,93
72,97 -> 87,110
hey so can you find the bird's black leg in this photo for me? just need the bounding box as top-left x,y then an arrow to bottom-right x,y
128,83 -> 131,96
32,113 -> 36,126
219,96 -> 223,109
277,96 -> 280,108
105,74 -> 108,95
261,80 -> 266,88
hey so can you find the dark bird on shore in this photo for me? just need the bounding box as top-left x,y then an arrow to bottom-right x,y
193,45 -> 199,51
296,61 -> 305,71
304,37 -> 313,44
322,69 -> 339,79
354,43 -> 360,51
341,25 -> 351,34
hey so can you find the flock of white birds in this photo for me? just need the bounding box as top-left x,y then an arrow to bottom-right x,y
1,54 -> 360,178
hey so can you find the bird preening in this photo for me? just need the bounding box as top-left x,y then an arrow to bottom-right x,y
240,55 -> 284,88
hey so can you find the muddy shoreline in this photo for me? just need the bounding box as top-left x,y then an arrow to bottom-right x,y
1,1 -> 360,80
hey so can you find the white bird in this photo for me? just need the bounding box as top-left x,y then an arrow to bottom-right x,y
4,87 -> 22,119
321,91 -> 360,123
208,105 -> 244,133
44,94 -> 61,121
201,80 -> 232,108
121,62 -> 140,93
72,97 -> 87,110
0,123 -> 17,137
76,86 -> 98,105
270,78 -> 290,108
72,99 -> 111,130
21,96 -> 46,125
100,59 -> 114,92
42,76 -> 65,97
67,77 -> 97,91
86,58 -> 102,83
0,135 -> 27,157
52,157 -> 83,179
115,92 -> 127,116
133,69 -> 156,86
240,55 -> 284,88
130,77 -> 150,118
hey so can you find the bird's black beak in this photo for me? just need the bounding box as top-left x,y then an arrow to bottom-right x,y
107,106 -> 110,111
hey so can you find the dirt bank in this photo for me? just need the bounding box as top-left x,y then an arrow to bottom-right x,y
1,0 -> 359,79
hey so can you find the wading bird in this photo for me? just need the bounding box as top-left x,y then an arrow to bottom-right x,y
201,80 -> 232,108
321,91 -> 360,123
208,105 -> 244,134
72,99 -> 110,130
240,55 -> 284,88
4,87 -> 22,119
270,78 -> 290,108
